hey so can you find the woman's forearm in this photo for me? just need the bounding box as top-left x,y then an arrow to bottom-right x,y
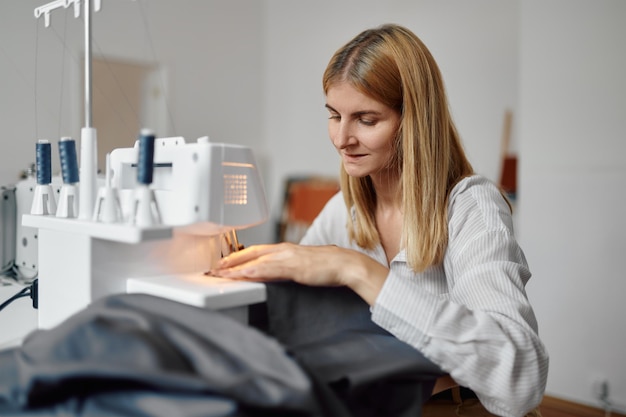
343,253 -> 388,305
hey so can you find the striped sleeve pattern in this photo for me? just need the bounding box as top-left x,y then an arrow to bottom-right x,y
372,176 -> 549,417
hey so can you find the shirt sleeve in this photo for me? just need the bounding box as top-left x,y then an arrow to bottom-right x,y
371,177 -> 549,417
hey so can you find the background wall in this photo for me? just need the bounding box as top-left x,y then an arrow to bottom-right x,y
0,0 -> 624,412
519,0 -> 626,411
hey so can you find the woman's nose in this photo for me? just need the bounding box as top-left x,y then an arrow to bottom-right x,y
331,121 -> 355,149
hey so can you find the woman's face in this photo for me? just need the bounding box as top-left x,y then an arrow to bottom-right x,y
325,82 -> 401,179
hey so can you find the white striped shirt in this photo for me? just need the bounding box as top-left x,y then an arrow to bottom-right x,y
300,175 -> 549,417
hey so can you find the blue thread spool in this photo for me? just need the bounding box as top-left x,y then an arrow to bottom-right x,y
137,129 -> 156,185
35,139 -> 52,185
59,137 -> 79,184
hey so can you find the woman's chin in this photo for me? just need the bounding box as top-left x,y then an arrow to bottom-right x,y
344,168 -> 369,178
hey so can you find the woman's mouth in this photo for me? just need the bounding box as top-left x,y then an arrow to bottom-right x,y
343,153 -> 366,163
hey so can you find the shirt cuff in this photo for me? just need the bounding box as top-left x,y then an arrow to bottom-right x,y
371,270 -> 440,349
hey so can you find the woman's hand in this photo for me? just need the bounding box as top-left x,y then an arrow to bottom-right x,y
211,242 -> 389,305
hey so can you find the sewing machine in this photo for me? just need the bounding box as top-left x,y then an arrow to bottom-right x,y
2,1 -> 269,342
21,135 -> 269,330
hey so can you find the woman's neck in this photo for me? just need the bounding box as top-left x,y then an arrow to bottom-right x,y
370,172 -> 401,209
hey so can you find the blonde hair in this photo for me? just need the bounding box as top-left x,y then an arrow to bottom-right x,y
322,24 -> 474,272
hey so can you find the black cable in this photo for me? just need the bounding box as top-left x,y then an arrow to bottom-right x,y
0,287 -> 31,312
0,279 -> 38,312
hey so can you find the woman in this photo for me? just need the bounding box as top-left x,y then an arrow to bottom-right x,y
213,24 -> 548,417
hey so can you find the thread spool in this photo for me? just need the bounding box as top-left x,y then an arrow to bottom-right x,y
59,137 -> 79,184
56,137 -> 80,218
35,139 -> 52,185
31,139 -> 57,215
129,128 -> 161,227
137,128 -> 156,185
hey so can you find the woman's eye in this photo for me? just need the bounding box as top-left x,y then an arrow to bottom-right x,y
328,114 -> 340,120
359,118 -> 376,126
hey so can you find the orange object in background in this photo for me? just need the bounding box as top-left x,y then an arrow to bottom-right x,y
277,177 -> 340,242
500,155 -> 517,198
287,180 -> 340,223
498,109 -> 517,201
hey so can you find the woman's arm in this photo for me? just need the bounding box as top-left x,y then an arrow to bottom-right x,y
371,177 -> 549,417
213,191 -> 389,301
213,242 -> 389,305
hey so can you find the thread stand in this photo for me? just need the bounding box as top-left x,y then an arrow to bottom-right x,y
78,126 -> 98,221
30,185 -> 57,216
93,153 -> 123,223
56,184 -> 78,218
129,185 -> 161,227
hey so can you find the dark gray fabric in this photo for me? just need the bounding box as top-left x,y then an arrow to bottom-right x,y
0,284 -> 444,417
0,293 -> 324,417
264,283 -> 378,349
263,282 -> 445,417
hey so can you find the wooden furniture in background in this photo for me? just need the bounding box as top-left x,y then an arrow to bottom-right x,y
499,109 -> 517,200
276,176 -> 340,243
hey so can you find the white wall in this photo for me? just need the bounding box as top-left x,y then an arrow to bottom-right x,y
519,0 -> 626,411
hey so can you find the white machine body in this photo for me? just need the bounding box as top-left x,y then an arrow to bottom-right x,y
18,136 -> 269,331
109,136 -> 268,234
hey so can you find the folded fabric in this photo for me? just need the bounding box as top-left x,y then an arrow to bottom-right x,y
263,282 -> 445,417
0,293 -> 323,417
0,283 -> 444,417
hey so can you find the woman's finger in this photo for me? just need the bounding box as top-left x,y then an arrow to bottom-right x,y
219,243 -> 282,268
213,254 -> 290,280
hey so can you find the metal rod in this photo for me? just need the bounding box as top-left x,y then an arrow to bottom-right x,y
34,0 -> 67,27
84,0 -> 92,128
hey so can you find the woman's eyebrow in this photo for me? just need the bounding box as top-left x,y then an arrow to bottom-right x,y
325,104 -> 382,116
353,110 -> 382,117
